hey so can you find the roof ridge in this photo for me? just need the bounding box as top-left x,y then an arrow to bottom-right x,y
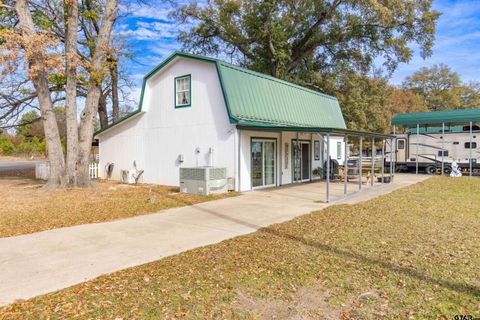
217,61 -> 337,101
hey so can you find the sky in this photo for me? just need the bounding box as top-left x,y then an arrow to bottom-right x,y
117,0 -> 480,102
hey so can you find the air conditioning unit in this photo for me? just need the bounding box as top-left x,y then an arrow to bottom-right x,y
179,167 -> 228,195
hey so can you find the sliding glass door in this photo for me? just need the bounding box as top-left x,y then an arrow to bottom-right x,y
251,139 -> 276,188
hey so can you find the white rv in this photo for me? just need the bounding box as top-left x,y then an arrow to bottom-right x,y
388,125 -> 480,175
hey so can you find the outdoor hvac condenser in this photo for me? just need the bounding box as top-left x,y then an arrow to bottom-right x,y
179,167 -> 228,195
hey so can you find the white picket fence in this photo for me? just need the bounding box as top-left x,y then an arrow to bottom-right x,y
35,162 -> 99,180
88,163 -> 99,179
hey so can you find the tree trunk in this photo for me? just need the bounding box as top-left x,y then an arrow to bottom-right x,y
98,92 -> 108,128
15,0 -> 66,188
65,0 -> 79,187
108,55 -> 120,121
76,0 -> 118,187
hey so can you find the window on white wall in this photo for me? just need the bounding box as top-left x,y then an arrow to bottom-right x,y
175,75 -> 191,108
337,141 -> 342,160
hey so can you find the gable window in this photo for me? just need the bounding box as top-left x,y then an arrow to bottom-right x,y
175,75 -> 191,108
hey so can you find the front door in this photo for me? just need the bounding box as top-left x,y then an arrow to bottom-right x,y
293,141 -> 311,182
396,138 -> 407,163
251,139 -> 276,188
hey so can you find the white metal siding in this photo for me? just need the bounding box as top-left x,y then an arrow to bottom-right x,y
98,57 -> 236,187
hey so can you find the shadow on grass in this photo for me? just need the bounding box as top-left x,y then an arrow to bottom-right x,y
190,204 -> 480,298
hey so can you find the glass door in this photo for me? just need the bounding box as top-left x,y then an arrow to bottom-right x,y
301,142 -> 310,180
293,141 -> 311,182
251,139 -> 276,188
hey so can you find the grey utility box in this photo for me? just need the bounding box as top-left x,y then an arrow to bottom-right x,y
179,167 -> 228,195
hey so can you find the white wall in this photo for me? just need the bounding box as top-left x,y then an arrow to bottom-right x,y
329,136 -> 345,166
98,57 -> 236,187
98,114 -> 146,181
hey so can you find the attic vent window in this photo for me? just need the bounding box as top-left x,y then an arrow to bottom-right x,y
175,75 -> 191,108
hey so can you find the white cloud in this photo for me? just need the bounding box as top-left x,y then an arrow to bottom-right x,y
390,0 -> 480,84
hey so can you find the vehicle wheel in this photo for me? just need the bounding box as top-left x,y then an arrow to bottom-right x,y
443,166 -> 452,175
425,165 -> 437,175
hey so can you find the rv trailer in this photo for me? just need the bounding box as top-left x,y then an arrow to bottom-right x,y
387,125 -> 480,175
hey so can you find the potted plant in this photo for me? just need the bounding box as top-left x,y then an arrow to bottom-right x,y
312,167 -> 323,178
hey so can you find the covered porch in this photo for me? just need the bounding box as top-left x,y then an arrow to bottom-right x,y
237,124 -> 396,203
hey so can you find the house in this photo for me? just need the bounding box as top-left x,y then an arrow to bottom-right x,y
95,52 -> 387,192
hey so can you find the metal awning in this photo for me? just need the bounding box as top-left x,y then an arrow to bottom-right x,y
392,108 -> 480,126
236,122 -> 394,139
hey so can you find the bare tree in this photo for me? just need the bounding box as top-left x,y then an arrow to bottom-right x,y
1,0 -> 119,188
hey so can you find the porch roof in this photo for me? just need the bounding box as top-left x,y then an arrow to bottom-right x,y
235,121 -> 394,139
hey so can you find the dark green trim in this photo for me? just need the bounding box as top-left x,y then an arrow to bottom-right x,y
174,74 -> 192,108
94,109 -> 143,136
250,137 -> 278,190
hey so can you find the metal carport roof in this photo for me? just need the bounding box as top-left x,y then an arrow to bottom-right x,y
391,108 -> 480,126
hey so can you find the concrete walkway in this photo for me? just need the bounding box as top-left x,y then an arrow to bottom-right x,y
0,174 -> 429,306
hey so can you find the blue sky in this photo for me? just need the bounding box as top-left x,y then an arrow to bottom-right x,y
117,0 -> 480,101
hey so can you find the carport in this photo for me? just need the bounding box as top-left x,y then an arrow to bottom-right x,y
392,108 -> 480,176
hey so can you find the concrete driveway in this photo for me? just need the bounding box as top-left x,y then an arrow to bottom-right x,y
0,174 -> 429,306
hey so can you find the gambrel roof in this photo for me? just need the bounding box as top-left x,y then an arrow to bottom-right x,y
95,51 -> 347,136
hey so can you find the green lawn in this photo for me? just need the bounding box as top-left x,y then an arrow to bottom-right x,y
2,176 -> 479,319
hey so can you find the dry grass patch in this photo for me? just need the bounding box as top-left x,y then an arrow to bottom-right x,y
0,178 -> 237,238
1,176 -> 480,319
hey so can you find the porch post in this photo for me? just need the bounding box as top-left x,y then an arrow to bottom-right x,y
296,131 -> 299,182
392,125 -> 396,181
381,138 -> 385,185
279,131 -> 283,186
326,133 -> 330,202
359,136 -> 363,190
470,121 -> 473,176
344,135 -> 348,195
441,122 -> 445,175
389,138 -> 393,182
416,124 -> 419,175
371,137 -> 375,187
237,128 -> 241,191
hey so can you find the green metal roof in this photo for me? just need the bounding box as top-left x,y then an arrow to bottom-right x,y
405,125 -> 465,134
392,108 -> 480,126
95,51 -> 346,136
216,61 -> 346,128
